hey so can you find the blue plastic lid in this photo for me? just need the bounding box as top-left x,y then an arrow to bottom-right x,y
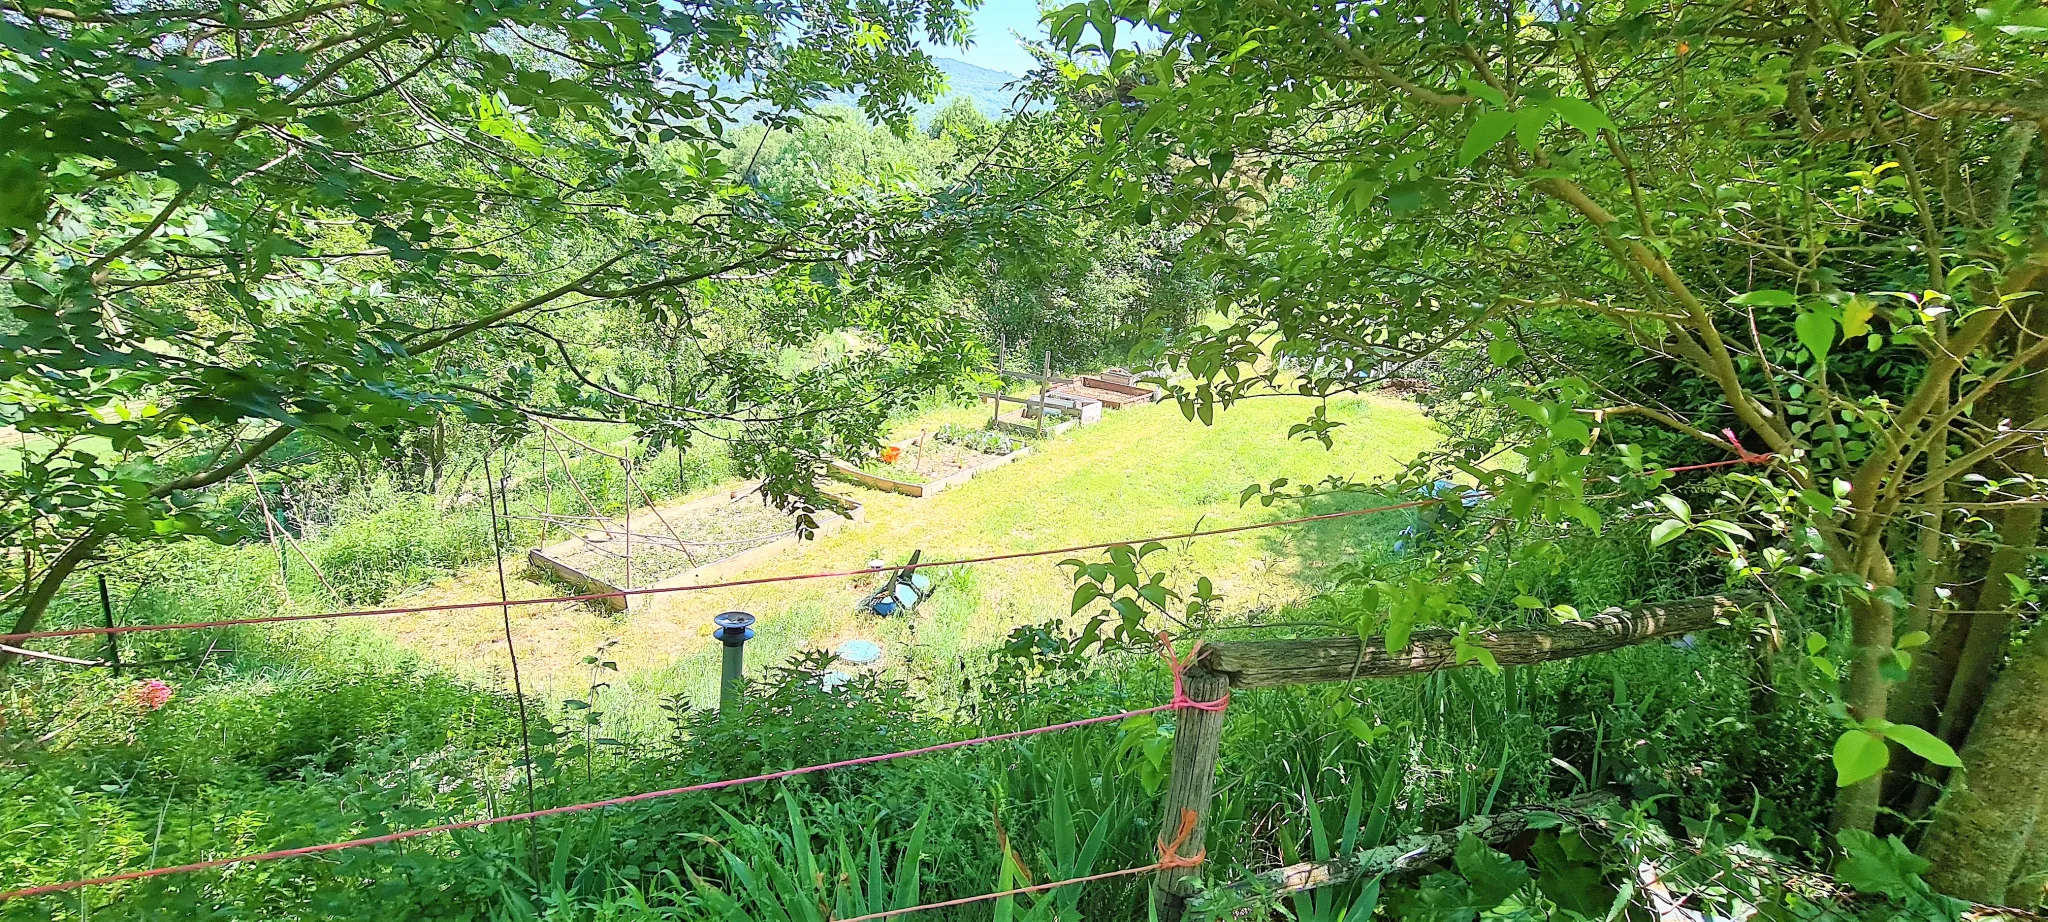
837,639 -> 883,664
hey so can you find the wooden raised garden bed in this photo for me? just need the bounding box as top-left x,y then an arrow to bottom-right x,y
1050,374 -> 1161,409
829,431 -> 1031,498
984,391 -> 1100,437
527,480 -> 863,612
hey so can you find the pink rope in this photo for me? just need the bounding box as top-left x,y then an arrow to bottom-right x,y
0,704 -> 1175,902
1160,635 -> 1228,712
830,807 -> 1204,921
832,864 -> 1160,922
1,630 -> 1234,901
1661,429 -> 1774,474
1,500 -> 1439,644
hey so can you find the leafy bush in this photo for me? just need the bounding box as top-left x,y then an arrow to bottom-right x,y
315,489 -> 494,604
933,423 -> 1024,455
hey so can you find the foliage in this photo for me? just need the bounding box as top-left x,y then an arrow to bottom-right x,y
933,423 -> 1024,456
0,0 -> 994,646
1046,0 -> 2048,854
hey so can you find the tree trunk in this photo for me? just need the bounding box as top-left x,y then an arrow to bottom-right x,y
1833,561 -> 1898,835
0,532 -> 106,674
1921,620 -> 2048,904
2015,806 -> 2048,906
1934,498 -> 2044,742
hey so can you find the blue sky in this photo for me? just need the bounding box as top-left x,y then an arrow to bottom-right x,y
947,0 -> 1051,76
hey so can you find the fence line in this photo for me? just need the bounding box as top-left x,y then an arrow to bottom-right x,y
4,449 -> 1774,649
834,809 -> 1203,922
0,499 -> 1441,645
0,697 -> 1194,902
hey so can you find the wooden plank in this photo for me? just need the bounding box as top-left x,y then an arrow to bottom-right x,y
526,548 -> 627,612
978,392 -> 1093,411
1200,593 -> 1760,689
985,367 -> 1069,384
827,460 -> 930,497
993,409 -> 1077,438
1075,375 -> 1160,399
1153,667 -> 1230,920
1242,795 -> 1616,897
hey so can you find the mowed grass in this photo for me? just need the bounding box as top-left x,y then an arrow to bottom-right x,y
356,393 -> 1439,731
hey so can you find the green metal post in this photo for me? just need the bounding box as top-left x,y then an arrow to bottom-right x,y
713,611 -> 755,718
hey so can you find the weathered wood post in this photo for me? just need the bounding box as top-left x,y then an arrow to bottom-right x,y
1036,350 -> 1050,439
97,574 -> 121,677
991,335 -> 1005,429
1153,662 -> 1231,920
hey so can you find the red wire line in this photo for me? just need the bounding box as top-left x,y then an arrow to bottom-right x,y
0,448 -> 1777,902
3,446 -> 1778,647
833,863 -> 1162,922
1,499 -> 1440,644
0,703 -> 1180,902
833,806 -> 1203,921
1657,456 -> 1767,474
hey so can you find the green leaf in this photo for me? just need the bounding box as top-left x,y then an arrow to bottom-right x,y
1840,295 -> 1877,337
1880,722 -> 1962,768
1513,107 -> 1552,151
1459,110 -> 1516,167
1795,309 -> 1837,364
1456,77 -> 1507,106
1453,834 -> 1531,905
1655,494 -> 1691,520
1384,607 -> 1415,653
1834,830 -> 1933,899
1832,729 -> 1890,786
1548,97 -> 1617,136
1731,289 -> 1798,307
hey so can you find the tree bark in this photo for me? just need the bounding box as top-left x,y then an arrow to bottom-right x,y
1833,562 -> 1898,834
1934,499 -> 2044,740
1921,620 -> 2048,903
0,532 -> 106,672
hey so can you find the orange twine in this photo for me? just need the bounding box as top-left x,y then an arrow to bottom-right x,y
1156,807 -> 1206,870
1159,633 -> 1230,712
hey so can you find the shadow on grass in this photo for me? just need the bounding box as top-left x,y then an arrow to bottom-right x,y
1253,487 -> 1419,587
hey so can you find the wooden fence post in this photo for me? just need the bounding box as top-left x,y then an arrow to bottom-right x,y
97,574 -> 121,677
1154,664 -> 1231,921
991,335 -> 1005,429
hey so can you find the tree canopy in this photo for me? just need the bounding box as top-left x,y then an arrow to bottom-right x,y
1048,0 -> 2047,894
2,0 -> 995,640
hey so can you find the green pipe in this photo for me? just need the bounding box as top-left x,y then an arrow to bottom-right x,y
712,611 -> 755,719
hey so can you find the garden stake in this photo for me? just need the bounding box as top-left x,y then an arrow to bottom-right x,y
97,575 -> 119,677
713,611 -> 755,718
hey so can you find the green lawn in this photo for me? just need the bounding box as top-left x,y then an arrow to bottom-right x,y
363,392 -> 1440,730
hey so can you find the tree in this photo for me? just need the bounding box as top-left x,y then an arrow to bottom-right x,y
0,0 -> 988,658
1049,0 -> 2047,891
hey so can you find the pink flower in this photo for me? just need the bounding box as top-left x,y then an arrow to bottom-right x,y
125,679 -> 175,712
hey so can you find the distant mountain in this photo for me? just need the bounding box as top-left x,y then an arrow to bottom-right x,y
719,57 -> 1037,127
924,57 -> 1032,120
811,57 -> 1036,125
